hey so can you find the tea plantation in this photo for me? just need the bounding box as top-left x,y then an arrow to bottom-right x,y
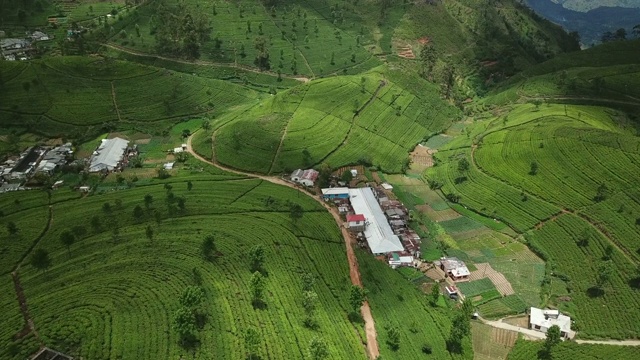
1,175 -> 371,359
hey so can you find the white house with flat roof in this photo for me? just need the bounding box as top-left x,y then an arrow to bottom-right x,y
349,187 -> 404,255
529,307 -> 575,339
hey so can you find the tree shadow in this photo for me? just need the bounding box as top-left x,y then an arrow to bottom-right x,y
586,286 -> 605,298
195,313 -> 208,330
348,312 -> 363,324
537,348 -> 552,360
628,277 -> 640,290
246,355 -> 263,360
252,300 -> 267,310
446,339 -> 463,354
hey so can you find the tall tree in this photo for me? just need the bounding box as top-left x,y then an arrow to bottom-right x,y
543,325 -> 562,357
249,244 -> 265,272
349,285 -> 367,314
302,290 -> 318,327
245,326 -> 261,360
430,282 -> 440,306
308,337 -> 329,360
387,326 -> 400,350
254,36 -> 270,70
31,249 -> 51,272
180,286 -> 205,314
596,260 -> 613,290
173,306 -> 196,345
250,271 -> 265,305
301,272 -> 315,292
144,194 -> 154,210
201,235 -> 216,261
133,205 -> 145,222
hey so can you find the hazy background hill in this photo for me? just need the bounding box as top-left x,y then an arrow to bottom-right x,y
524,0 -> 640,45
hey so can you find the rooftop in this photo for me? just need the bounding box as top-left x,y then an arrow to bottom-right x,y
321,187 -> 350,195
530,307 -> 573,335
440,257 -> 470,278
89,137 -> 129,172
347,214 -> 366,222
349,187 -> 404,254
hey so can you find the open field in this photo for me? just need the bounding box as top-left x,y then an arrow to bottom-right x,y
201,69 -> 460,174
1,177 -> 367,359
0,57 -> 256,138
471,322 -> 518,360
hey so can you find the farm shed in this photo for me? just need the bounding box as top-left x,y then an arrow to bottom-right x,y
349,187 -> 404,255
347,214 -> 366,232
290,169 -> 319,187
436,257 -> 470,282
529,307 -> 575,339
321,187 -> 350,200
89,137 -> 129,172
30,347 -> 73,359
388,253 -> 414,268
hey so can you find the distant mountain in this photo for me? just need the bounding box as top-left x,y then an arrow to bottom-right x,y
524,0 -> 640,46
550,0 -> 640,12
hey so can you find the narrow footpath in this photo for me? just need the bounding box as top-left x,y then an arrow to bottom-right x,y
186,132 -> 380,359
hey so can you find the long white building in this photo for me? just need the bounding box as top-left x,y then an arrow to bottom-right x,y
89,137 -> 129,172
349,187 -> 404,255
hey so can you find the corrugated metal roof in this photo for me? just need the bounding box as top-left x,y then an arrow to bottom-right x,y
349,188 -> 404,254
89,138 -> 129,172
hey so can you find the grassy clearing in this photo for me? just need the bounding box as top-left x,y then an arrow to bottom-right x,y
1,177 -> 367,359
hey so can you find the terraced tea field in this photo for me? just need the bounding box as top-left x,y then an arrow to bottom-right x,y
1,177 -> 368,359
204,71 -> 459,174
0,57 -> 256,137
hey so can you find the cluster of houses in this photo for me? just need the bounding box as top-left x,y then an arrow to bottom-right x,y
320,185 -> 422,268
0,143 -> 73,193
0,137 -> 137,193
0,30 -> 51,61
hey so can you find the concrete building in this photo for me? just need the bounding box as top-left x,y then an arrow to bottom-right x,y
321,187 -> 350,200
436,257 -> 470,282
529,307 -> 575,339
349,187 -> 404,255
89,138 -> 129,172
347,214 -> 366,232
290,169 -> 319,187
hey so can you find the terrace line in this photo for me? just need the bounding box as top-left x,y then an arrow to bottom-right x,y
348,187 -> 404,255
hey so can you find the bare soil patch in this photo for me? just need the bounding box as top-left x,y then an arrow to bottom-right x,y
503,315 -> 529,328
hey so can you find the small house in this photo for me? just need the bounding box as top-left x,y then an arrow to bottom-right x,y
290,169 -> 319,187
445,285 -> 459,300
163,162 -> 175,170
347,214 -> 366,232
388,253 -> 414,269
529,307 -> 575,339
437,257 -> 470,282
321,187 -> 350,200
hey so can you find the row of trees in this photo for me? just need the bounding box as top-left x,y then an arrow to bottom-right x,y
601,25 -> 640,43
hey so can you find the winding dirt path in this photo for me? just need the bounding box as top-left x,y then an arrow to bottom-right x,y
187,131 -> 380,359
102,43 -> 310,82
110,81 -> 122,122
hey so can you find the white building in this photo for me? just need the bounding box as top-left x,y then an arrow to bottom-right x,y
349,187 -> 404,255
529,307 -> 575,339
89,138 -> 129,172
290,169 -> 319,187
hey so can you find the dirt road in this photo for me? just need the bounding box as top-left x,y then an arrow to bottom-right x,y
186,132 -> 380,359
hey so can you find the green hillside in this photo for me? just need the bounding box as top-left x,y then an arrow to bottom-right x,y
1,173 -> 374,359
426,101 -> 640,338
0,56 -> 256,139
193,68 -> 460,174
